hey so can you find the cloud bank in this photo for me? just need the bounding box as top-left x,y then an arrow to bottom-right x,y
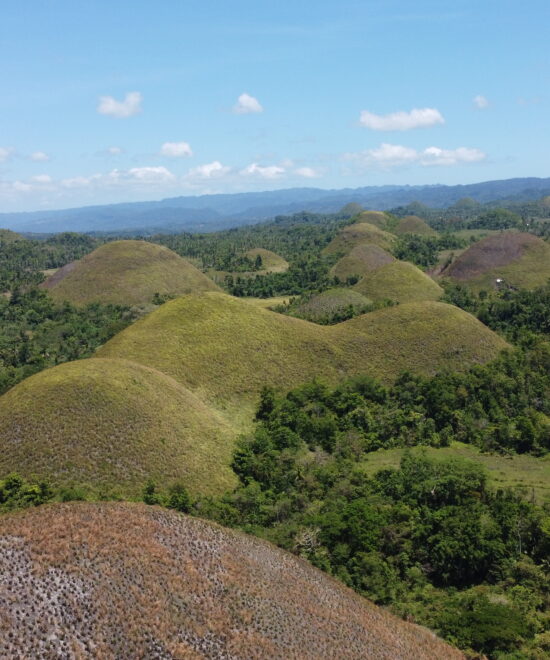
359,107 -> 444,131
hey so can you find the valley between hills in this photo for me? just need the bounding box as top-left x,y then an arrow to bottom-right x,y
1,199 -> 549,658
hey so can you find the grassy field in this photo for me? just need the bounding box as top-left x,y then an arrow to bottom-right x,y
98,292 -> 507,429
330,244 -> 395,281
0,358 -> 236,497
394,215 -> 437,236
361,442 -> 550,504
442,232 -> 550,291
42,240 -> 220,305
354,261 -> 443,303
324,222 -> 396,255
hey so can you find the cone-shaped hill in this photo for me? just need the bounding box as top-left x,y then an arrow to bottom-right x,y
324,222 -> 396,255
394,215 -> 437,236
0,502 -> 464,659
0,358 -> 236,497
442,232 -> 550,290
41,240 -> 220,306
292,288 -> 372,322
355,210 -> 398,231
0,228 -> 25,242
245,247 -> 289,273
354,261 -> 444,303
330,244 -> 395,282
98,292 -> 507,425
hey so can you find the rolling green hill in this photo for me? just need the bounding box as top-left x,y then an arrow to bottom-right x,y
323,222 -> 396,255
245,247 -> 289,272
98,292 -> 507,427
292,288 -> 372,322
355,210 -> 398,231
41,239 -> 220,306
0,358 -> 236,497
442,232 -> 550,291
394,215 -> 437,236
329,244 -> 395,282
0,502 -> 464,659
354,261 -> 444,303
0,228 -> 25,243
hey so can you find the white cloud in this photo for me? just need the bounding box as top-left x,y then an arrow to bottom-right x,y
97,91 -> 142,118
12,181 -> 32,192
31,174 -> 53,184
294,166 -> 320,178
0,147 -> 14,162
359,107 -> 444,131
107,146 -> 122,155
30,151 -> 50,162
187,161 -> 230,179
344,143 -> 486,169
420,146 -> 486,166
233,93 -> 263,114
61,176 -> 94,189
126,166 -> 175,182
473,95 -> 489,109
240,163 -> 285,179
160,141 -> 193,158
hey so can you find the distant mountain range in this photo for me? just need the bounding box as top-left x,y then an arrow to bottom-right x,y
2,177 -> 550,235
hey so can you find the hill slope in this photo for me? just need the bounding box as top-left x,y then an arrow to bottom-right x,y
324,222 -> 396,254
98,292 -> 507,425
0,358 -> 236,496
394,215 -> 437,236
442,232 -> 550,290
245,247 -> 289,273
41,240 -> 220,305
0,502 -> 464,659
330,244 -> 395,281
354,261 -> 443,303
292,288 -> 372,322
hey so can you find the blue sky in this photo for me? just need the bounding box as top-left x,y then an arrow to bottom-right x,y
1,0 -> 549,211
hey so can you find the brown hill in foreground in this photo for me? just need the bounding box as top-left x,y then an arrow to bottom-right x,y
442,232 -> 550,290
41,240 -> 220,306
0,502 -> 464,659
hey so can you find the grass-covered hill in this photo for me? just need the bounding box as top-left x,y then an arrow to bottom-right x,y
355,210 -> 398,231
0,358 -> 236,497
41,239 -> 220,306
0,228 -> 25,243
442,232 -> 550,290
98,292 -> 507,426
323,222 -> 396,254
245,247 -> 289,272
330,244 -> 395,281
291,288 -> 372,322
354,261 -> 444,303
0,502 -> 464,659
394,215 -> 437,236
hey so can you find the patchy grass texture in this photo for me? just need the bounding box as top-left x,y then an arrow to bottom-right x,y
41,240 -> 220,305
0,502 -> 465,659
394,215 -> 437,236
324,222 -> 396,255
354,261 -> 443,303
0,358 -> 236,497
442,232 -> 550,291
330,244 -> 395,281
293,288 -> 372,322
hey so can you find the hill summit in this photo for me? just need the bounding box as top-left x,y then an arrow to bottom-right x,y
0,502 -> 464,659
41,239 -> 220,306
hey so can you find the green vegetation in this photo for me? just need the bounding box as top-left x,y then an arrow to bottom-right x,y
198,356 -> 550,657
329,244 -> 395,282
0,287 -> 139,394
443,232 -> 550,291
245,247 -> 289,272
43,239 -> 220,305
277,288 -> 378,324
393,233 -> 467,269
394,215 -> 437,236
323,222 -> 396,254
98,292 -> 506,427
354,261 -> 443,303
0,358 -> 237,497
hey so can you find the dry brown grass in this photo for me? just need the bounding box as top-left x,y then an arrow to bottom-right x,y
323,222 -> 396,254
0,502 -> 464,659
329,244 -> 395,281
